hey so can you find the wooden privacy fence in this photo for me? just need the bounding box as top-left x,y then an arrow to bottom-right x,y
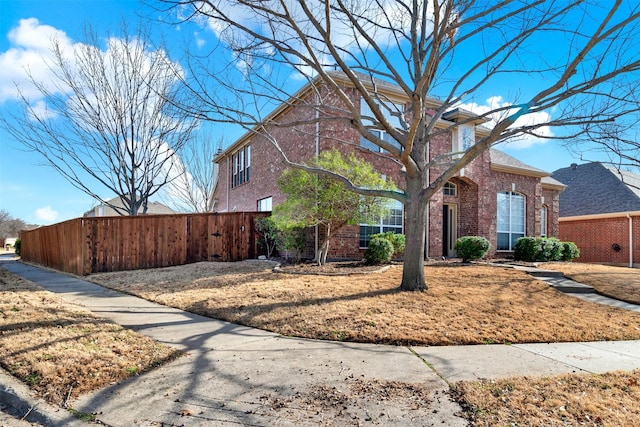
20,212 -> 269,276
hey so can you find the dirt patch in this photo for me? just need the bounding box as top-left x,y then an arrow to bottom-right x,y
88,260 -> 640,346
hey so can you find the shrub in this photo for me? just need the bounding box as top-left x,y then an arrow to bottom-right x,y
514,237 -> 537,261
515,236 -> 571,262
454,236 -> 490,262
255,217 -> 281,258
365,237 -> 394,265
14,239 -> 20,255
561,241 -> 580,261
539,237 -> 563,261
370,232 -> 405,256
280,226 -> 306,262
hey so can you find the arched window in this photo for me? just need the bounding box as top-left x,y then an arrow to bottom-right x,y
497,191 -> 525,251
443,181 -> 457,196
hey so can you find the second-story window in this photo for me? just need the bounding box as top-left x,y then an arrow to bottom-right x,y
359,100 -> 402,153
232,145 -> 251,188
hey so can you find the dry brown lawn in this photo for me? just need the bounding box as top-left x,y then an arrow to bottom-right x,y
0,267 -> 180,406
88,261 -> 640,345
454,370 -> 640,426
4,259 -> 640,426
546,262 -> 640,305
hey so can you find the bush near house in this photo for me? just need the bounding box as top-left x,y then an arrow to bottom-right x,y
365,237 -> 395,265
454,236 -> 491,262
514,237 -> 580,262
370,232 -> 405,256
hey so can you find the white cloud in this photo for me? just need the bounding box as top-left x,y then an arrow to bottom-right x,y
0,18 -> 74,103
459,96 -> 554,149
35,206 -> 58,223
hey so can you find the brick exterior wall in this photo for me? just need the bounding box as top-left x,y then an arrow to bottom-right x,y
212,81 -> 563,261
559,214 -> 640,267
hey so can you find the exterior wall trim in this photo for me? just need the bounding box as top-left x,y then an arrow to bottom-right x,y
559,211 -> 640,221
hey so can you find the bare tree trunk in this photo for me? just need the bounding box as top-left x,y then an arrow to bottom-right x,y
317,223 -> 331,266
400,177 -> 427,291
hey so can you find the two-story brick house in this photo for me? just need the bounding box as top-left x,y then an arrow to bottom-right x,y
211,73 -> 565,260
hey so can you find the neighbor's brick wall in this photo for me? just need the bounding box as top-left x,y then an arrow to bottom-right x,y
560,214 -> 640,267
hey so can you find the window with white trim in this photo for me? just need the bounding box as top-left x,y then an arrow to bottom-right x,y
359,100 -> 402,153
540,205 -> 547,237
257,196 -> 272,212
497,191 -> 525,251
443,181 -> 457,196
359,199 -> 404,248
231,145 -> 250,188
452,124 -> 475,157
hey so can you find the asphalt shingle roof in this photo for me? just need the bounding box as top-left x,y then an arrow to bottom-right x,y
552,162 -> 640,216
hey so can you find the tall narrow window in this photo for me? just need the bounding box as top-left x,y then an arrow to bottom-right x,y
540,205 -> 548,237
497,191 -> 525,251
231,145 -> 251,188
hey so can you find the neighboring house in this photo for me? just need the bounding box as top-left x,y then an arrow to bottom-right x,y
211,73 -> 565,260
3,237 -> 17,251
84,196 -> 176,217
553,162 -> 640,267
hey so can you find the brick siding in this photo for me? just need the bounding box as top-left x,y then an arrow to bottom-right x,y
213,82 -> 562,261
560,214 -> 640,267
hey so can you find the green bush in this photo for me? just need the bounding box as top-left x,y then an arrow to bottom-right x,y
561,241 -> 580,261
280,226 -> 306,262
255,217 -> 281,258
514,237 -> 574,262
539,237 -> 563,261
513,237 -> 537,261
454,236 -> 490,262
365,237 -> 394,265
13,239 -> 20,255
370,232 -> 405,255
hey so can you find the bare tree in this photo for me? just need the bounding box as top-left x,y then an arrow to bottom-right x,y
0,210 -> 27,240
569,113 -> 640,174
161,129 -> 223,212
1,23 -> 199,216
161,0 -> 640,290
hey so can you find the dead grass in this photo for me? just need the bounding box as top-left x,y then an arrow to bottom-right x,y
0,266 -> 180,406
546,262 -> 640,305
88,260 -> 640,345
454,370 -> 640,426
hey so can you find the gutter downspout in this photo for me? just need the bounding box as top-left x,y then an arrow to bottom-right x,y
629,213 -> 634,268
226,156 -> 230,212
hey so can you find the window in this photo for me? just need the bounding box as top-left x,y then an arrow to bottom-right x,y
359,199 -> 404,248
540,205 -> 547,237
453,124 -> 475,157
443,181 -> 457,196
257,197 -> 272,212
231,145 -> 251,188
359,100 -> 402,153
497,191 -> 525,251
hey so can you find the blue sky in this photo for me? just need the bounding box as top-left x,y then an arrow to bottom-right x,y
0,0 -> 600,225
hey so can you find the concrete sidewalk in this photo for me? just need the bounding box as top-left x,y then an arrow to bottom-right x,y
2,257 -> 640,426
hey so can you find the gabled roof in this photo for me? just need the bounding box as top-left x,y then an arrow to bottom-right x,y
552,162 -> 640,216
489,149 -> 551,178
